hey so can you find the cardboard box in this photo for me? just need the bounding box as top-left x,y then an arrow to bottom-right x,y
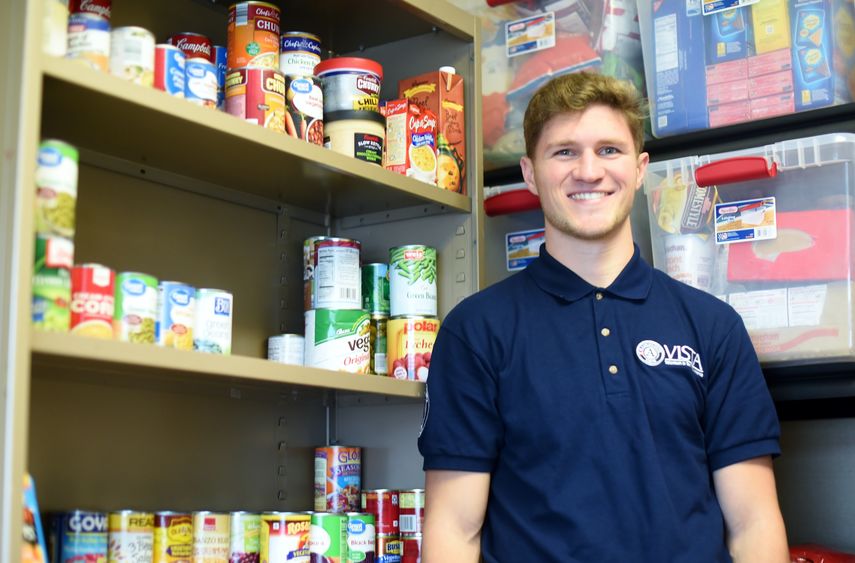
708,99 -> 751,127
706,58 -> 749,85
705,7 -> 754,64
751,0 -> 792,54
791,0 -> 836,111
707,77 -> 750,105
383,99 -> 439,185
748,48 -> 793,77
749,69 -> 794,98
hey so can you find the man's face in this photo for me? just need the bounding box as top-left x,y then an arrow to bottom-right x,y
520,104 -> 649,242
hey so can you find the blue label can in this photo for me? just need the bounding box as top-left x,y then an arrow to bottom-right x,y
154,44 -> 185,97
156,281 -> 196,350
185,58 -> 218,108
214,45 -> 227,110
48,510 -> 108,563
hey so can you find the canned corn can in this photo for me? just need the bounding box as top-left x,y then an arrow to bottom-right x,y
314,446 -> 362,513
398,490 -> 424,535
279,32 -> 321,78
267,334 -> 304,365
228,2 -> 281,69
156,281 -> 195,350
32,235 -> 73,333
229,512 -> 261,563
369,314 -> 388,376
67,12 -> 110,72
284,75 -> 324,145
185,58 -> 218,108
153,512 -> 192,563
225,67 -> 286,132
48,510 -> 107,563
361,263 -> 389,315
388,246 -> 436,317
69,0 -> 111,21
168,32 -> 213,63
314,237 -> 362,309
303,236 -> 327,311
43,0 -> 69,57
114,272 -> 158,343
345,513 -> 376,563
109,26 -> 155,86
400,535 -> 421,563
361,490 -> 399,536
36,139 -> 78,238
214,45 -> 227,110
194,288 -> 233,355
260,512 -> 310,563
304,309 -> 370,374
377,535 -> 402,563
309,512 -> 347,563
387,316 -> 438,382
108,511 -> 154,563
154,44 -> 185,97
192,512 -> 230,562
70,264 -> 115,339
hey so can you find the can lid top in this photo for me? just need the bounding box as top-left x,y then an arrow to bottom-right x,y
168,32 -> 211,40
229,1 -> 281,13
281,30 -> 322,41
325,110 -> 385,125
314,57 -> 383,80
439,66 -> 456,74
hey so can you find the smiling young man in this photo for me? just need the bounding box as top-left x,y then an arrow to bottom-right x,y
418,73 -> 789,562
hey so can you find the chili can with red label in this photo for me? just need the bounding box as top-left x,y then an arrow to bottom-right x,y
361,489 -> 399,536
70,264 -> 115,339
401,534 -> 421,563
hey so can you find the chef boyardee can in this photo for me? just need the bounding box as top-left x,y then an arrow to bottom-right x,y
369,314 -> 388,376
229,512 -> 261,563
36,139 -> 79,238
309,512 -> 347,563
108,511 -> 154,563
32,235 -> 73,333
345,513 -> 376,563
388,245 -> 436,317
114,272 -> 158,343
48,510 -> 107,563
153,512 -> 192,563
361,263 -> 389,315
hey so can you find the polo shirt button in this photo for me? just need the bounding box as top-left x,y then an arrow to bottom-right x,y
608,365 -> 619,375
595,292 -> 604,300
601,328 -> 611,337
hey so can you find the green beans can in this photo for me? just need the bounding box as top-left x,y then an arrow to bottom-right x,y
35,139 -> 79,238
361,263 -> 389,315
389,245 -> 437,317
114,272 -> 158,343
309,512 -> 347,563
32,235 -> 74,333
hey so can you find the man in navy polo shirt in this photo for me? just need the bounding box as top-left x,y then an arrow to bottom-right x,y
418,72 -> 789,562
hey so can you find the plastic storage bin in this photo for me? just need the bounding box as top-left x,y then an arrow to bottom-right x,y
637,0 -> 855,138
644,133 -> 855,366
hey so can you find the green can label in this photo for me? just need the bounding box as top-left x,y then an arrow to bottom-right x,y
305,309 -> 370,373
389,245 -> 437,317
361,263 -> 389,315
35,139 -> 79,238
230,512 -> 261,559
32,235 -> 73,332
114,272 -> 158,343
345,513 -> 375,563
369,315 -> 388,375
309,513 -> 346,562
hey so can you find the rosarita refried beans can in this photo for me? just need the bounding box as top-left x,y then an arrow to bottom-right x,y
228,2 -> 281,69
225,67 -> 287,132
70,264 -> 115,339
314,446 -> 362,513
261,512 -> 310,563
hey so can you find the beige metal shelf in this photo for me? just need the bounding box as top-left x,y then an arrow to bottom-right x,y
31,331 -> 425,399
39,55 -> 471,217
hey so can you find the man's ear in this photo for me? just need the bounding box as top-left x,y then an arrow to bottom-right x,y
521,156 -> 538,196
635,151 -> 650,191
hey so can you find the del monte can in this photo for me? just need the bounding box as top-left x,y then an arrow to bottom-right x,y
389,245 -> 436,317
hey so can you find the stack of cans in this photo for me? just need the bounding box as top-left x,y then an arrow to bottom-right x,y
362,263 -> 390,375
399,489 -> 425,562
165,32 -> 221,108
362,489 -> 402,562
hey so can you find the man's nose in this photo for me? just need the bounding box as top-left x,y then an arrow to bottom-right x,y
572,150 -> 605,182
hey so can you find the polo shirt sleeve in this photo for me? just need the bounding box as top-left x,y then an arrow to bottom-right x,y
418,322 -> 501,473
703,317 -> 781,471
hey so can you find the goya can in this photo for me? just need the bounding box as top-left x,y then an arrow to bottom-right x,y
346,513 -> 376,563
154,44 -> 185,97
114,272 -> 158,343
194,288 -> 233,355
32,235 -> 73,333
400,535 -> 421,563
214,45 -> 227,110
192,512 -> 230,562
229,512 -> 260,563
267,334 -> 304,365
304,309 -> 370,374
67,12 -> 111,72
309,513 -> 347,563
279,32 -> 321,78
36,139 -> 78,238
156,281 -> 195,350
108,511 -> 154,563
228,2 -> 281,69
361,490 -> 399,536
168,32 -> 213,63
398,490 -> 424,535
260,512 -> 310,563
225,67 -> 286,132
153,512 -> 192,563
69,0 -> 111,21
284,75 -> 324,144
109,26 -> 155,86
314,237 -> 361,309
369,314 -> 388,376
48,510 -> 107,563
314,446 -> 362,513
315,57 -> 383,114
185,58 -> 218,108
361,263 -> 389,315
70,264 -> 115,339
303,236 -> 327,311
377,535 -> 402,563
389,245 -> 436,317
387,317 -> 439,382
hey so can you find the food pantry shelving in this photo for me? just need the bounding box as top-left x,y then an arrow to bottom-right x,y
0,0 -> 483,557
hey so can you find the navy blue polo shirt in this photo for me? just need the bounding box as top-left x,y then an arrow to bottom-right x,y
418,245 -> 780,562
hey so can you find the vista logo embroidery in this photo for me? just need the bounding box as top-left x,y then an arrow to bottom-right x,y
636,339 -> 704,378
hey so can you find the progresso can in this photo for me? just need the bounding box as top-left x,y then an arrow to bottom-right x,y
388,246 -> 437,317
32,235 -> 73,333
304,309 -> 370,374
70,264 -> 115,339
48,510 -> 108,563
309,513 -> 347,563
279,32 -> 321,77
228,2 -> 281,69
225,67 -> 286,132
346,513 -> 376,563
185,58 -> 218,108
67,12 -> 111,72
361,263 -> 389,315
154,44 -> 185,97
109,26 -> 155,86
284,75 -> 323,144
194,288 -> 233,355
369,314 -> 388,376
387,316 -> 439,382
229,512 -> 261,563
108,511 -> 154,563
156,281 -> 195,350
214,45 -> 227,110
260,512 -> 310,563
168,32 -> 213,63
36,139 -> 78,238
314,237 -> 361,309
398,490 -> 424,535
314,446 -> 362,513
153,512 -> 193,563
361,490 -> 399,536
114,271 -> 158,343
192,512 -> 230,562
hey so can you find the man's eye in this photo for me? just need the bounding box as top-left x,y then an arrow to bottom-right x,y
554,149 -> 573,157
600,146 -> 620,155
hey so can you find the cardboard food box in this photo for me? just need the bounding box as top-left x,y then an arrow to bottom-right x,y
384,99 -> 439,185
398,68 -> 466,193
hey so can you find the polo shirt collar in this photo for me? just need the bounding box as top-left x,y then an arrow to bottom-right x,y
527,243 -> 653,302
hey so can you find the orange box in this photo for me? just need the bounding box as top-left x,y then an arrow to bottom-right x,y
398,69 -> 466,193
384,99 -> 438,185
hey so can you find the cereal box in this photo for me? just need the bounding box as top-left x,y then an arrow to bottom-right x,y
384,99 -> 438,185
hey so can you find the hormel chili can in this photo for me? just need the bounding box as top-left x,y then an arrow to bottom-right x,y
154,44 -> 185,97
397,490 -> 424,535
225,67 -> 286,132
228,2 -> 281,69
70,264 -> 115,339
69,0 -> 111,21
361,490 -> 399,536
401,535 -> 421,563
168,32 -> 213,63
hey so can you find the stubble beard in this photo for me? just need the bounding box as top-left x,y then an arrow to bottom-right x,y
543,194 -> 635,242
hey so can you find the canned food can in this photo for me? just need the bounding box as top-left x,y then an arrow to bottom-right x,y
109,26 -> 155,86
398,490 -> 424,535
267,334 -> 304,365
303,236 -> 328,311
314,237 -> 362,309
309,513 -> 347,563
279,32 -> 321,78
43,0 -> 69,57
260,512 -> 310,563
114,272 -> 158,343
214,45 -> 227,110
168,32 -> 213,63
67,12 -> 110,72
69,0 -> 111,21
284,75 -> 324,144
387,316 -> 438,382
156,281 -> 195,350
361,490 -> 399,536
153,512 -> 192,563
228,2 -> 281,69
315,57 -> 383,114
400,535 -> 421,563
70,264 -> 115,339
376,535 -> 402,563
185,58 -> 218,108
229,512 -> 261,563
48,510 -> 107,563
36,139 -> 78,238
304,309 -> 370,374
368,315 -> 388,376
108,511 -> 154,563
225,67 -> 286,132
194,288 -> 233,355
388,246 -> 437,317
154,44 -> 185,97
192,512 -> 230,562
314,446 -> 362,513
345,513 -> 376,563
361,263 -> 389,315
32,235 -> 73,333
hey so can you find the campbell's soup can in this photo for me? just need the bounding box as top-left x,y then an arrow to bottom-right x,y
303,236 -> 327,311
228,2 -> 281,69
346,513 -> 376,563
398,490 -> 424,535
400,535 -> 421,563
260,512 -> 310,563
32,235 -> 73,333
304,309 -> 370,374
361,490 -> 399,536
314,446 -> 361,513
314,237 -> 361,309
389,245 -> 436,317
69,0 -> 111,21
309,512 -> 347,563
109,26 -> 155,86
387,316 -> 438,382
154,44 -> 185,97
214,45 -> 227,110
36,139 -> 79,238
194,288 -> 233,355
66,12 -> 110,72
229,512 -> 261,563
168,32 -> 213,63
369,314 -> 388,376
285,75 -> 324,144
108,511 -> 154,563
192,512 -> 230,563
153,512 -> 193,563
70,264 -> 115,339
279,32 -> 321,77
185,58 -> 218,108
156,281 -> 195,350
114,271 -> 158,343
225,67 -> 286,132
377,535 -> 402,563
47,510 -> 107,563
267,334 -> 304,365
